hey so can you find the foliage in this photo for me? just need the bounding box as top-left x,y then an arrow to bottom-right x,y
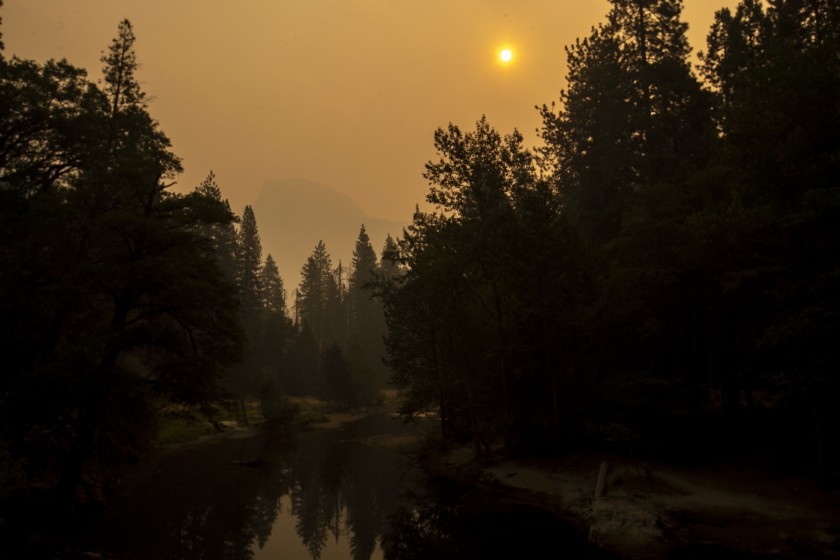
298,240 -> 339,350
155,409 -> 217,445
320,343 -> 358,408
380,0 -> 840,482
0,19 -> 243,512
283,234 -> 389,408
3,1 -> 838,537
348,225 -> 389,388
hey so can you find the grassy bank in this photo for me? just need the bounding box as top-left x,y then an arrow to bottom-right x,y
155,388 -> 399,445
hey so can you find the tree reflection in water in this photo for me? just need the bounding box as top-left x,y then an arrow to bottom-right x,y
96,413 -> 606,560
288,424 -> 408,560
95,413 -> 419,560
382,476 -> 617,559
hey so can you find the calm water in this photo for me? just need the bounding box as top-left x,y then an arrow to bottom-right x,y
96,412 -> 419,559
94,412 -> 611,559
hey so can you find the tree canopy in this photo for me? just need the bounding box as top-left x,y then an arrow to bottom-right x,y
380,0 -> 840,481
0,19 -> 243,514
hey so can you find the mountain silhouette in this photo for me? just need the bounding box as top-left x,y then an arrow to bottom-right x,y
252,178 -> 405,292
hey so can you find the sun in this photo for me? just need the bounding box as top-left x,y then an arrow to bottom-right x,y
499,48 -> 513,64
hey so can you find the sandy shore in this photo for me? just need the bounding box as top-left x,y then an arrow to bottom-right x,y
431,446 -> 840,559
311,408 -> 840,559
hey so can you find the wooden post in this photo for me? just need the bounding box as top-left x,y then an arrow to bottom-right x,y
595,461 -> 610,500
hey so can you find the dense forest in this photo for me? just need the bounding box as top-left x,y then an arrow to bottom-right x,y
0,12 -> 391,531
378,0 -> 840,482
0,0 -> 839,549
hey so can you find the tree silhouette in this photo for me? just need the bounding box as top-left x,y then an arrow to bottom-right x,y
0,19 -> 242,514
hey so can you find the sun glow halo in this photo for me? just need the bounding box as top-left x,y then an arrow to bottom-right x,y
499,48 -> 513,64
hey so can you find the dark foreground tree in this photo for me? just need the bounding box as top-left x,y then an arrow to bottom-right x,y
382,0 -> 839,480
0,20 -> 242,520
381,117 -> 554,453
696,0 -> 840,482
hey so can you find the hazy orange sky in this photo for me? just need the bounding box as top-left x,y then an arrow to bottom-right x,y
4,1 -> 738,224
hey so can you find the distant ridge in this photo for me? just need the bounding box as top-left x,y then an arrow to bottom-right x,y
252,178 -> 405,289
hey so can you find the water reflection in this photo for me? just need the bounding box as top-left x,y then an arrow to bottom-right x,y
96,414 -> 607,560
281,415 -> 414,559
96,413 -> 420,560
382,477 -> 617,559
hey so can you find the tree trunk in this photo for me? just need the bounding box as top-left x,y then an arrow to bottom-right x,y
491,283 -> 512,453
56,389 -> 106,506
57,292 -> 130,505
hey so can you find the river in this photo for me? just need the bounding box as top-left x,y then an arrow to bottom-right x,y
92,412 -> 612,559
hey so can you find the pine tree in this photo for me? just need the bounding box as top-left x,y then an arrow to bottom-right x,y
101,20 -> 144,117
348,225 -> 378,332
350,226 -> 377,292
256,253 -> 290,419
225,204 -> 267,423
298,240 -> 336,352
328,260 -> 347,347
697,0 -> 840,482
701,0 -> 840,195
260,254 -> 286,316
347,225 -> 385,390
384,117 -> 538,451
540,0 -> 710,241
194,171 -> 238,280
89,18 -> 181,216
379,235 -> 401,283
0,20 -> 241,505
237,205 -> 263,316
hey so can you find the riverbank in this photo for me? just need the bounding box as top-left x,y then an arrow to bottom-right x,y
150,403 -> 840,559
157,391 -> 400,450
425,445 -> 840,559
79,409 -> 428,560
101,403 -> 840,559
